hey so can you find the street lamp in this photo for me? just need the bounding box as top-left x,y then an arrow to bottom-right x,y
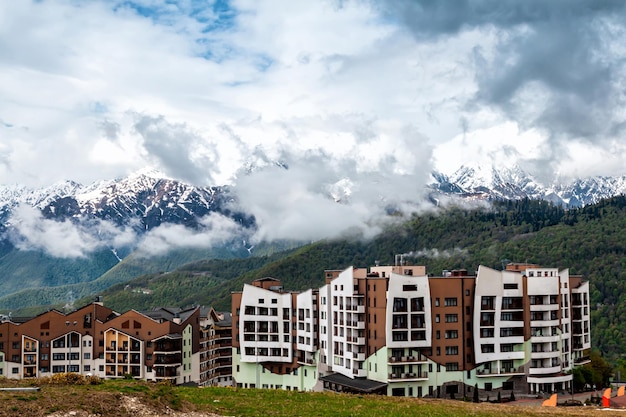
65,320 -> 77,373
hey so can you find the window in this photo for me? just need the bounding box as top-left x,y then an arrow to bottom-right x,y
393,298 -> 408,312
411,297 -> 424,311
501,312 -> 513,321
53,353 -> 65,361
445,362 -> 459,371
481,296 -> 495,310
503,283 -> 518,290
445,346 -> 458,355
435,298 -> 440,307
403,284 -> 417,291
485,383 -> 492,391
435,314 -> 440,323
445,314 -> 458,323
445,330 -> 458,339
481,344 -> 494,353
444,298 -> 457,307
41,353 -> 49,361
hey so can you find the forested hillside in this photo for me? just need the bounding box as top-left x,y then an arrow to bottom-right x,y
62,197 -> 626,365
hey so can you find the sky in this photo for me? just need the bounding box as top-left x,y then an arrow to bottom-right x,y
2,0 -> 626,255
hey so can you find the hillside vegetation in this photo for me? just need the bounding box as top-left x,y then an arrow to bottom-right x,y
0,377 -> 615,417
90,197 -> 626,366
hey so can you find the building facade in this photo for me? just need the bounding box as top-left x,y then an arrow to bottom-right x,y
231,262 -> 592,398
0,300 -> 232,385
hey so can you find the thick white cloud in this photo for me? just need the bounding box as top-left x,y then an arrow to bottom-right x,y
7,205 -> 136,258
135,212 -> 246,256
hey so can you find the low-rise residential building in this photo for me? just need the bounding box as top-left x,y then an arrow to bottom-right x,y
231,262 -> 592,398
0,300 -> 232,386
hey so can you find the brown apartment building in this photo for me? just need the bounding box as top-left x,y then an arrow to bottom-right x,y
0,299 -> 232,386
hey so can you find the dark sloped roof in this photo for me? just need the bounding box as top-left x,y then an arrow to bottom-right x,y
320,373 -> 387,393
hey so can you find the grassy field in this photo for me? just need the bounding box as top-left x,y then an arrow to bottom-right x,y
0,377 -> 621,417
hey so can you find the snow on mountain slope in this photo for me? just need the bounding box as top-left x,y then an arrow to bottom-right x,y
430,162 -> 626,207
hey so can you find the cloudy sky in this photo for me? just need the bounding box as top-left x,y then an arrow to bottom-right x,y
3,0 -> 626,253
3,0 -> 626,188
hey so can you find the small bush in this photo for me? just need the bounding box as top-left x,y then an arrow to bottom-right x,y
44,372 -> 101,385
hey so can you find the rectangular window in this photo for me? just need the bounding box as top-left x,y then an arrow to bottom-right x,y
445,314 -> 458,323
445,362 -> 459,371
503,283 -> 518,290
444,298 -> 457,307
393,298 -> 408,312
445,346 -> 458,355
500,344 -> 515,352
445,330 -> 458,339
403,284 -> 417,291
481,344 -> 494,353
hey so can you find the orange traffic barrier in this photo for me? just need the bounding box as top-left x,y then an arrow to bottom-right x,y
602,388 -> 612,407
541,393 -> 557,407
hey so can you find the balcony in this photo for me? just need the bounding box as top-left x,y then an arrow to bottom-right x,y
388,372 -> 428,381
529,365 -> 561,375
388,355 -> 428,364
476,367 -> 524,377
574,356 -> 591,365
531,350 -> 560,359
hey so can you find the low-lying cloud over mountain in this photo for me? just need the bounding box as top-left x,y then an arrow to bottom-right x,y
1,161 -> 625,260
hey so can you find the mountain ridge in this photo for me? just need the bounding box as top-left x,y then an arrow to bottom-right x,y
430,163 -> 626,207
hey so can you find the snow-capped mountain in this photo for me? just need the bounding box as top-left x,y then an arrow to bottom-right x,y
2,164 -> 626,247
430,163 -> 626,207
0,169 -> 253,233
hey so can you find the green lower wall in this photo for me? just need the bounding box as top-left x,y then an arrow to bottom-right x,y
232,348 -> 319,391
